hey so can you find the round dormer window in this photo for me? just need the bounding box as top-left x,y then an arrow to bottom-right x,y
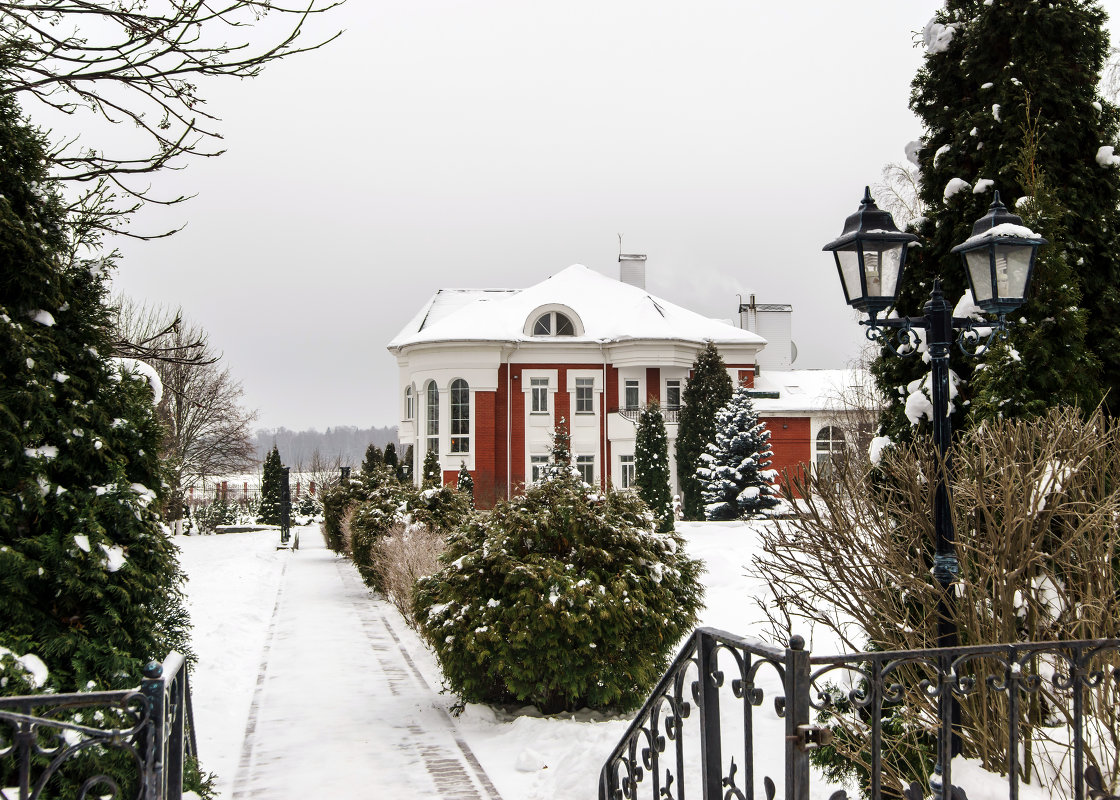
533,311 -> 575,336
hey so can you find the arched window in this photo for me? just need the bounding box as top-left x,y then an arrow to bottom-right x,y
816,426 -> 847,476
425,380 -> 439,454
450,379 -> 469,453
404,385 -> 414,420
532,311 -> 575,336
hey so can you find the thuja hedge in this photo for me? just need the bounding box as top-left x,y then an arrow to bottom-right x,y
414,471 -> 704,714
321,466 -> 471,590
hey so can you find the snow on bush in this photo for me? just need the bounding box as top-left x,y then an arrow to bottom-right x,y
1096,145 -> 1120,167
923,19 -> 957,54
943,177 -> 971,200
414,468 -> 703,713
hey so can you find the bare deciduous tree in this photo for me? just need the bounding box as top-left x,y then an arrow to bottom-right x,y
872,161 -> 925,229
0,0 -> 343,240
752,407 -> 1120,795
114,299 -> 257,510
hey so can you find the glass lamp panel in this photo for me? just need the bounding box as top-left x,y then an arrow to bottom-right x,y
835,249 -> 864,305
876,243 -> 905,300
993,245 -> 1033,301
965,250 -> 994,303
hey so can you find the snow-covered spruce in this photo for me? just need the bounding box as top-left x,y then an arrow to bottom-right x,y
697,386 -> 780,519
414,466 -> 703,714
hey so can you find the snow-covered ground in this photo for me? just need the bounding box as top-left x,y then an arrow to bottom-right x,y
179,519 -> 788,799
177,520 -> 1045,800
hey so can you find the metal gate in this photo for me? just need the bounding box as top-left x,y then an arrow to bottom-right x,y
599,628 -> 1120,800
0,651 -> 196,800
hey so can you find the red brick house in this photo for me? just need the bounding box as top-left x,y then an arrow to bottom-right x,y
388,260 -> 863,507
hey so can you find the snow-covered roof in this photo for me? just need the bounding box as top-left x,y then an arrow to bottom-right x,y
750,369 -> 877,414
389,265 -> 766,350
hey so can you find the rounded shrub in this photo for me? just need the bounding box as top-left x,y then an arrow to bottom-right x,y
414,471 -> 704,713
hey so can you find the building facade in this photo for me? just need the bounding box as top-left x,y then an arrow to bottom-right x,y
388,261 -> 864,507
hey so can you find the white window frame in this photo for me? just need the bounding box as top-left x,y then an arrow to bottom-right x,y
620,454 -> 635,488
575,377 -> 594,414
531,377 -> 549,413
405,385 -> 414,420
576,454 -> 595,485
425,380 -> 439,454
450,378 -> 470,454
816,425 -> 847,474
624,380 -> 640,410
665,380 -> 681,409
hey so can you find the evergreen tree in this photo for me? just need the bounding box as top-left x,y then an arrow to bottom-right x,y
457,462 -> 474,506
635,403 -> 674,532
0,90 -> 192,694
697,387 -> 781,520
360,442 -> 383,475
675,342 -> 733,519
422,448 -> 442,489
257,444 -> 283,524
384,442 -> 399,476
877,0 -> 1117,439
545,419 -> 573,480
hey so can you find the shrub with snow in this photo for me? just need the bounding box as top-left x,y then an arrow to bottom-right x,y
697,386 -> 781,519
346,478 -> 470,591
414,467 -> 703,714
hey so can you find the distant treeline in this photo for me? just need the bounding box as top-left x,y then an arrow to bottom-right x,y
253,425 -> 399,468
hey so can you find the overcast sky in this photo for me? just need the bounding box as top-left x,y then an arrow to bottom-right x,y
102,1 -> 1120,433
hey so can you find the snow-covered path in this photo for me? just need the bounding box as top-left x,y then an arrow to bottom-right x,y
192,530 -> 503,800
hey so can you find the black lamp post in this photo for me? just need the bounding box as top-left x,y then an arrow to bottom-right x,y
823,188 -> 1046,782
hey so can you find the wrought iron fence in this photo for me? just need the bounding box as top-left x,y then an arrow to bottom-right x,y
600,628 -> 1120,800
0,651 -> 196,800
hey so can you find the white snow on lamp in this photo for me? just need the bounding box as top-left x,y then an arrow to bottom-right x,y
950,191 -> 1046,316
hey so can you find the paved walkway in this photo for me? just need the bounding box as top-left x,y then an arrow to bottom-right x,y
230,535 -> 503,799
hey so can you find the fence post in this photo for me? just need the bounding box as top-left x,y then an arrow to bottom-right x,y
697,630 -> 724,800
784,636 -> 810,800
140,660 -> 167,800
166,657 -> 187,800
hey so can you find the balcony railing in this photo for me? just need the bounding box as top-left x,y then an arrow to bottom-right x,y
612,406 -> 681,424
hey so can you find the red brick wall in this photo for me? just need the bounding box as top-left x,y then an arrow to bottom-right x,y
510,366 -> 526,491
474,389 -> 499,507
603,366 -> 618,489
645,367 -> 660,404
767,416 -> 810,497
555,367 -> 569,426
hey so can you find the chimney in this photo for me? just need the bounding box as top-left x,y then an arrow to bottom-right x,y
739,296 -> 796,370
619,253 -> 646,289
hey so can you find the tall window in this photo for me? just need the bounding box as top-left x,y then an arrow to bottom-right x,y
425,380 -> 439,454
624,380 -> 639,410
575,377 -> 594,413
816,426 -> 847,476
665,380 -> 681,410
619,455 -> 635,488
531,377 -> 549,412
404,385 -> 414,419
533,311 -> 575,336
530,455 -> 549,483
576,455 -> 595,485
450,379 -> 469,453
